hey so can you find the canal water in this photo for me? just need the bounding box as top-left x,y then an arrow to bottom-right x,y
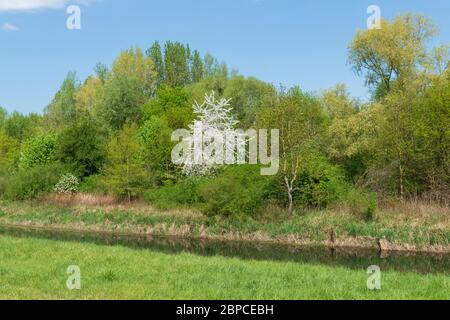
0,225 -> 448,275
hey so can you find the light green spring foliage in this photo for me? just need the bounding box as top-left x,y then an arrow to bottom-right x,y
75,76 -> 105,116
1,110 -> 43,141
258,88 -> 327,177
19,134 -> 57,170
0,13 -> 448,209
0,109 -> 45,174
349,14 -> 436,99
257,88 -> 330,214
375,70 -> 449,198
102,47 -> 157,129
198,165 -> 271,218
139,86 -> 193,182
322,84 -> 381,180
139,116 -> 174,178
223,76 -> 277,127
103,122 -> 147,201
339,13 -> 449,198
142,86 -> 194,129
164,41 -> 192,88
147,41 -> 221,88
191,50 -> 205,83
204,52 -> 229,79
44,72 -> 79,129
147,41 -> 165,87
0,130 -> 20,172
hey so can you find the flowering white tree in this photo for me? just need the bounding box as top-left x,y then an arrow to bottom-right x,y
174,92 -> 246,176
54,173 -> 79,194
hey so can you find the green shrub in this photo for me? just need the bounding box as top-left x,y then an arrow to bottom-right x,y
144,177 -> 201,209
0,169 -> 11,196
295,160 -> 348,208
266,157 -> 348,210
139,116 -> 174,175
53,173 -> 79,194
197,165 -> 271,219
347,188 -> 378,221
19,134 -> 57,170
79,175 -> 109,194
4,163 -> 67,200
56,117 -> 107,178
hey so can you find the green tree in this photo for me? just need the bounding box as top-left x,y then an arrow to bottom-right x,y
349,14 -> 436,99
413,70 -> 450,201
147,41 -> 165,87
5,111 -> 43,140
203,53 -> 228,78
139,116 -> 174,181
75,76 -> 105,116
372,70 -> 449,200
104,122 -> 147,201
44,72 -> 79,129
348,13 -> 449,200
0,107 -> 7,129
164,41 -> 191,87
258,88 -> 327,215
190,50 -> 205,83
142,86 -> 193,129
94,62 -> 109,82
322,84 -> 374,180
0,130 -> 20,172
223,76 -> 277,127
102,47 -> 157,129
56,116 -> 107,178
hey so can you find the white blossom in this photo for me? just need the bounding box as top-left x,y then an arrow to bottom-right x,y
179,92 -> 246,176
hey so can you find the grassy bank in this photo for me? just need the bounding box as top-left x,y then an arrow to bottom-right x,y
0,234 -> 448,299
0,199 -> 449,252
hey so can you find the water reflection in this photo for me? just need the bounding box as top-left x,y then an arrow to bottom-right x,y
0,225 -> 448,275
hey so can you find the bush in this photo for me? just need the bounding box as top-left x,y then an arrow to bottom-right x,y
266,156 -> 348,210
197,165 -> 271,219
78,175 -> 109,194
347,189 -> 378,221
295,160 -> 348,208
19,134 -> 57,170
56,117 -> 107,178
144,177 -> 201,209
53,173 -> 79,194
4,163 -> 67,200
0,169 -> 11,196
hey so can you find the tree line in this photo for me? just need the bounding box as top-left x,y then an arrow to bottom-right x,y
0,14 -> 448,218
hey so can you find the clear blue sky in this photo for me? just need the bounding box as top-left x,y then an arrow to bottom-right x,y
1,0 -> 449,114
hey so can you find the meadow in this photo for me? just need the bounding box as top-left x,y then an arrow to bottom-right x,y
0,234 -> 448,300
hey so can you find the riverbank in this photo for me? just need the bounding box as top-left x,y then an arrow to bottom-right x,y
0,199 -> 449,254
0,234 -> 448,299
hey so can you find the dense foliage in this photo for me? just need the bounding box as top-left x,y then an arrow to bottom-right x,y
0,15 -> 448,219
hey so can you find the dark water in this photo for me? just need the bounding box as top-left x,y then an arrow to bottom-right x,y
0,225 -> 449,275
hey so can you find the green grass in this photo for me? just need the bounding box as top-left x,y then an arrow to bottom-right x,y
0,234 -> 448,299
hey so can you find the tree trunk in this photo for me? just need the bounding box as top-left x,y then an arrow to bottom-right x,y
285,176 -> 294,216
287,191 -> 294,216
399,164 -> 404,200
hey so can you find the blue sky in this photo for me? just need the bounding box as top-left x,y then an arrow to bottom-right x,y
1,0 -> 449,114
